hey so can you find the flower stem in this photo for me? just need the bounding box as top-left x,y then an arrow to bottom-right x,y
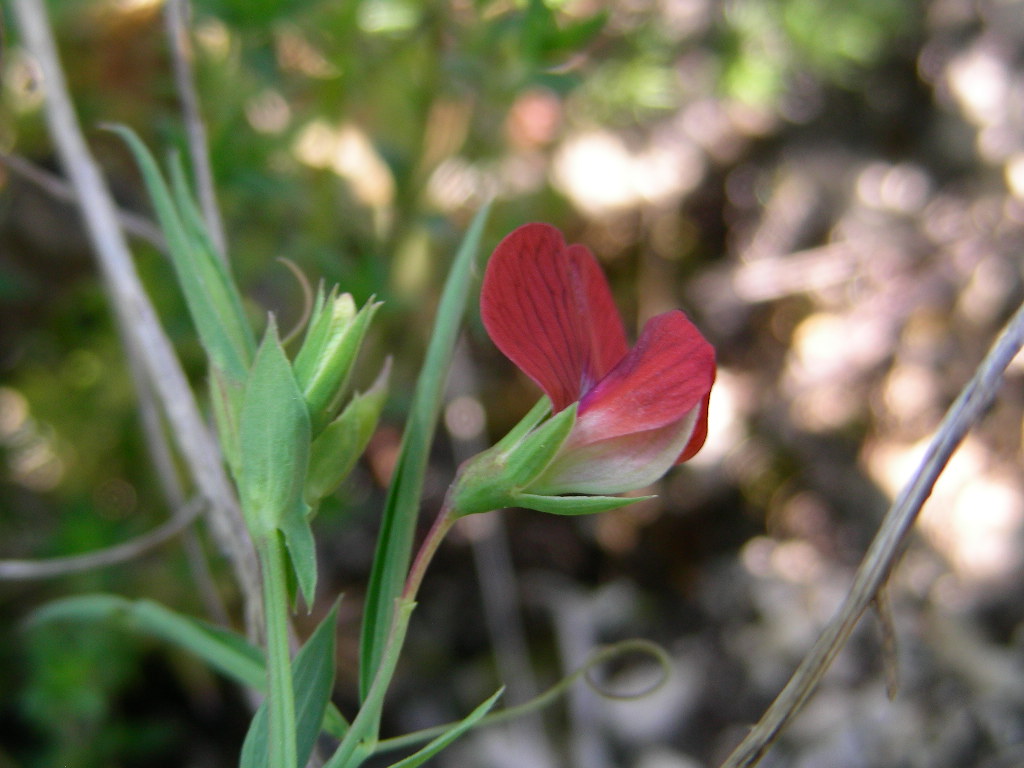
259,532 -> 297,768
402,502 -> 456,603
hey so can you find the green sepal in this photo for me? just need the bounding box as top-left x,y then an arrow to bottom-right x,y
502,403 -> 576,486
491,397 -> 550,453
240,600 -> 341,768
449,403 -> 577,517
108,125 -> 254,382
512,493 -> 653,516
305,359 -> 391,506
384,687 -> 504,768
294,289 -> 381,436
238,317 -> 312,539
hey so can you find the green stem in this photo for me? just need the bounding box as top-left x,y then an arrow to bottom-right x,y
402,502 -> 456,603
259,533 -> 297,768
323,505 -> 458,768
373,638 -> 671,755
324,600 -> 415,768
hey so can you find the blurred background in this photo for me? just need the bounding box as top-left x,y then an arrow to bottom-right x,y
2,0 -> 1024,766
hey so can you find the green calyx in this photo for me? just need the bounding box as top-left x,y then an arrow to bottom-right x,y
304,359 -> 391,506
448,401 -> 577,516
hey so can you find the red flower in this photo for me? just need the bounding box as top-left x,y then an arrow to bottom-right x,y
481,223 -> 716,495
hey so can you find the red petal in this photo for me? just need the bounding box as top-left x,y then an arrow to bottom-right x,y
676,392 -> 711,463
481,223 -> 628,411
572,311 -> 715,445
532,407 -> 701,496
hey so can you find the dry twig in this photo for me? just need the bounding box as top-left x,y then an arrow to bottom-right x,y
163,0 -> 227,261
719,297 -> 1024,768
11,0 -> 261,637
0,151 -> 166,249
0,498 -> 204,580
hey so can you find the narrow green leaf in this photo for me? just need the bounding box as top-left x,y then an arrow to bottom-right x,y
292,602 -> 340,762
28,594 -> 264,690
358,204 -> 491,700
513,493 -> 654,516
238,317 -> 312,539
168,154 -> 256,363
280,501 -> 318,610
27,594 -> 351,739
384,687 -> 503,768
107,125 -> 251,381
239,703 -> 270,768
328,601 -> 414,768
240,601 -> 340,768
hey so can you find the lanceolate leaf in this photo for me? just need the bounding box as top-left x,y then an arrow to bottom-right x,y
358,204 -> 491,700
240,602 -> 342,768
109,125 -> 254,382
28,594 -> 263,688
238,318 -> 312,539
27,594 -> 350,739
280,505 -> 318,610
329,602 -> 414,768
168,154 -> 256,369
384,687 -> 503,768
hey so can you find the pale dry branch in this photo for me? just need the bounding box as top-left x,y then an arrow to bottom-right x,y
164,0 -> 227,261
0,151 -> 166,249
127,331 -> 230,625
719,297 -> 1024,768
0,498 -> 204,580
11,0 -> 261,637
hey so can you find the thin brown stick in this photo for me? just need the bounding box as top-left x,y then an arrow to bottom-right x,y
0,151 -> 166,249
0,498 -> 204,580
163,0 -> 227,262
2,89 -> 227,627
127,331 -> 230,625
11,0 -> 262,637
719,298 -> 1024,768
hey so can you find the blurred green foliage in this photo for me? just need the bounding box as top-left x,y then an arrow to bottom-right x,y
719,0 -> 913,103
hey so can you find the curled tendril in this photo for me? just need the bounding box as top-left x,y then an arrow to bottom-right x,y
374,637 -> 673,756
276,257 -> 314,346
582,638 -> 672,701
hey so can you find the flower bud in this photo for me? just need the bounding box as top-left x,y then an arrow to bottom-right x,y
293,288 -> 380,435
304,359 -> 390,506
